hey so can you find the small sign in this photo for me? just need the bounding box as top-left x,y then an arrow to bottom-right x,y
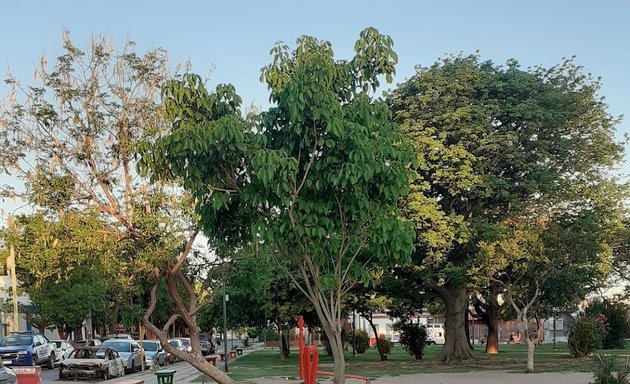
11,367 -> 40,375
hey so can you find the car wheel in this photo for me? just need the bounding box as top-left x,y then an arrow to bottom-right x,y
100,369 -> 109,381
59,369 -> 63,380
47,352 -> 56,369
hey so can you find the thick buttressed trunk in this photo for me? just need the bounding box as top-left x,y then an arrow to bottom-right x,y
435,286 -> 475,363
367,314 -> 386,361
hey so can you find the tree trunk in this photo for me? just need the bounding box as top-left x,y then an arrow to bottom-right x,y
485,298 -> 500,354
464,308 -> 474,350
321,321 -> 346,384
111,298 -> 122,333
435,286 -> 475,363
534,314 -> 543,347
367,314 -> 386,361
516,314 -> 535,372
277,321 -> 289,360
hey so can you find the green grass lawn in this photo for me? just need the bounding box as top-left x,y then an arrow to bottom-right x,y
196,342 -> 630,382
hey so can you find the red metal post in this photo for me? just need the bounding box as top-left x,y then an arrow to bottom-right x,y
298,315 -> 304,380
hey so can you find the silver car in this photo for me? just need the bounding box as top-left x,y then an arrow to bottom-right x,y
100,339 -> 142,372
140,340 -> 167,367
0,361 -> 16,384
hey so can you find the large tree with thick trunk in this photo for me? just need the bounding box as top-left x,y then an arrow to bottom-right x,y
388,54 -> 625,363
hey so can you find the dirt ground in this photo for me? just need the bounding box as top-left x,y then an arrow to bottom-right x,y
253,371 -> 594,383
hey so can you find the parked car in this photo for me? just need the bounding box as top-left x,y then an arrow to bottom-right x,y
198,334 -> 215,356
0,361 -> 16,384
50,340 -> 74,364
176,338 -> 192,353
59,347 -> 125,380
101,339 -> 143,373
165,339 -> 185,364
105,334 -> 133,340
426,324 -> 445,345
74,339 -> 102,348
0,333 -> 56,368
141,340 -> 167,367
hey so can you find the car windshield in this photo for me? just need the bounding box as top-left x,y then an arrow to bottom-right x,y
53,341 -> 62,348
168,340 -> 180,348
142,342 -> 158,351
199,335 -> 208,342
180,339 -> 190,346
102,341 -> 130,352
0,335 -> 32,347
72,349 -> 99,359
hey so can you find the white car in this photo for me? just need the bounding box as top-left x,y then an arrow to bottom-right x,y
50,340 -> 74,365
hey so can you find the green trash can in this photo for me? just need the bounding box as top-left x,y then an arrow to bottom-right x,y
155,369 -> 177,384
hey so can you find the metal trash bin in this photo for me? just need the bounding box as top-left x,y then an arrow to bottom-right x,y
155,369 -> 176,384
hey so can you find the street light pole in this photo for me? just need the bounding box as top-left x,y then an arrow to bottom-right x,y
9,243 -> 18,332
223,288 -> 229,373
553,309 -> 557,351
352,311 -> 356,357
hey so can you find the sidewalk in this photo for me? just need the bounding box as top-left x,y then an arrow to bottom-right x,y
109,347 -> 259,384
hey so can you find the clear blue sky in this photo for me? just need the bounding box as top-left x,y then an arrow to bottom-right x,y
1,0 -> 629,178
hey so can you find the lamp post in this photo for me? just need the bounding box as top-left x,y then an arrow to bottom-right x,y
553,308 -> 558,351
223,287 -> 229,373
352,311 -> 356,357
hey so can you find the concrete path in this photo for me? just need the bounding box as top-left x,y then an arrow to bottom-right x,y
252,371 -> 594,384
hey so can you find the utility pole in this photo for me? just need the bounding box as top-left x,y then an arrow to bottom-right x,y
10,244 -> 18,332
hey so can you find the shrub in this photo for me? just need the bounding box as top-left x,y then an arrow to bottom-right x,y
351,329 -> 370,354
586,300 -> 630,349
569,316 -> 603,358
377,335 -> 393,355
592,354 -> 630,384
321,327 -> 352,356
243,337 -> 250,347
398,322 -> 428,360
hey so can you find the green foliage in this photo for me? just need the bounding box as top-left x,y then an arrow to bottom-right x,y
592,354 -> 630,384
377,335 -> 393,355
569,316 -> 603,358
586,300 -> 630,349
397,322 -> 428,360
351,329 -> 370,354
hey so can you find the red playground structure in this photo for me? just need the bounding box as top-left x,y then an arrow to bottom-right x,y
298,315 -> 371,384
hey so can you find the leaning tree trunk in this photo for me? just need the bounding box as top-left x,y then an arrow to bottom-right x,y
366,314 -> 386,361
485,298 -> 500,354
435,285 -> 475,363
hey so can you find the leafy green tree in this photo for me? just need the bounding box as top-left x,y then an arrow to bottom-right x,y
0,210 -> 118,337
388,54 -> 625,363
139,28 -> 414,383
0,33 -> 230,382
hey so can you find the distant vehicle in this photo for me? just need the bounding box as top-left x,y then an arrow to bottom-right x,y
49,339 -> 74,364
101,339 -> 143,372
0,333 -> 56,368
0,360 -> 16,384
176,338 -> 192,354
59,347 -> 125,380
105,334 -> 133,340
141,340 -> 167,367
425,324 -> 445,345
198,334 -> 215,355
73,339 -> 102,349
165,339 -> 185,364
